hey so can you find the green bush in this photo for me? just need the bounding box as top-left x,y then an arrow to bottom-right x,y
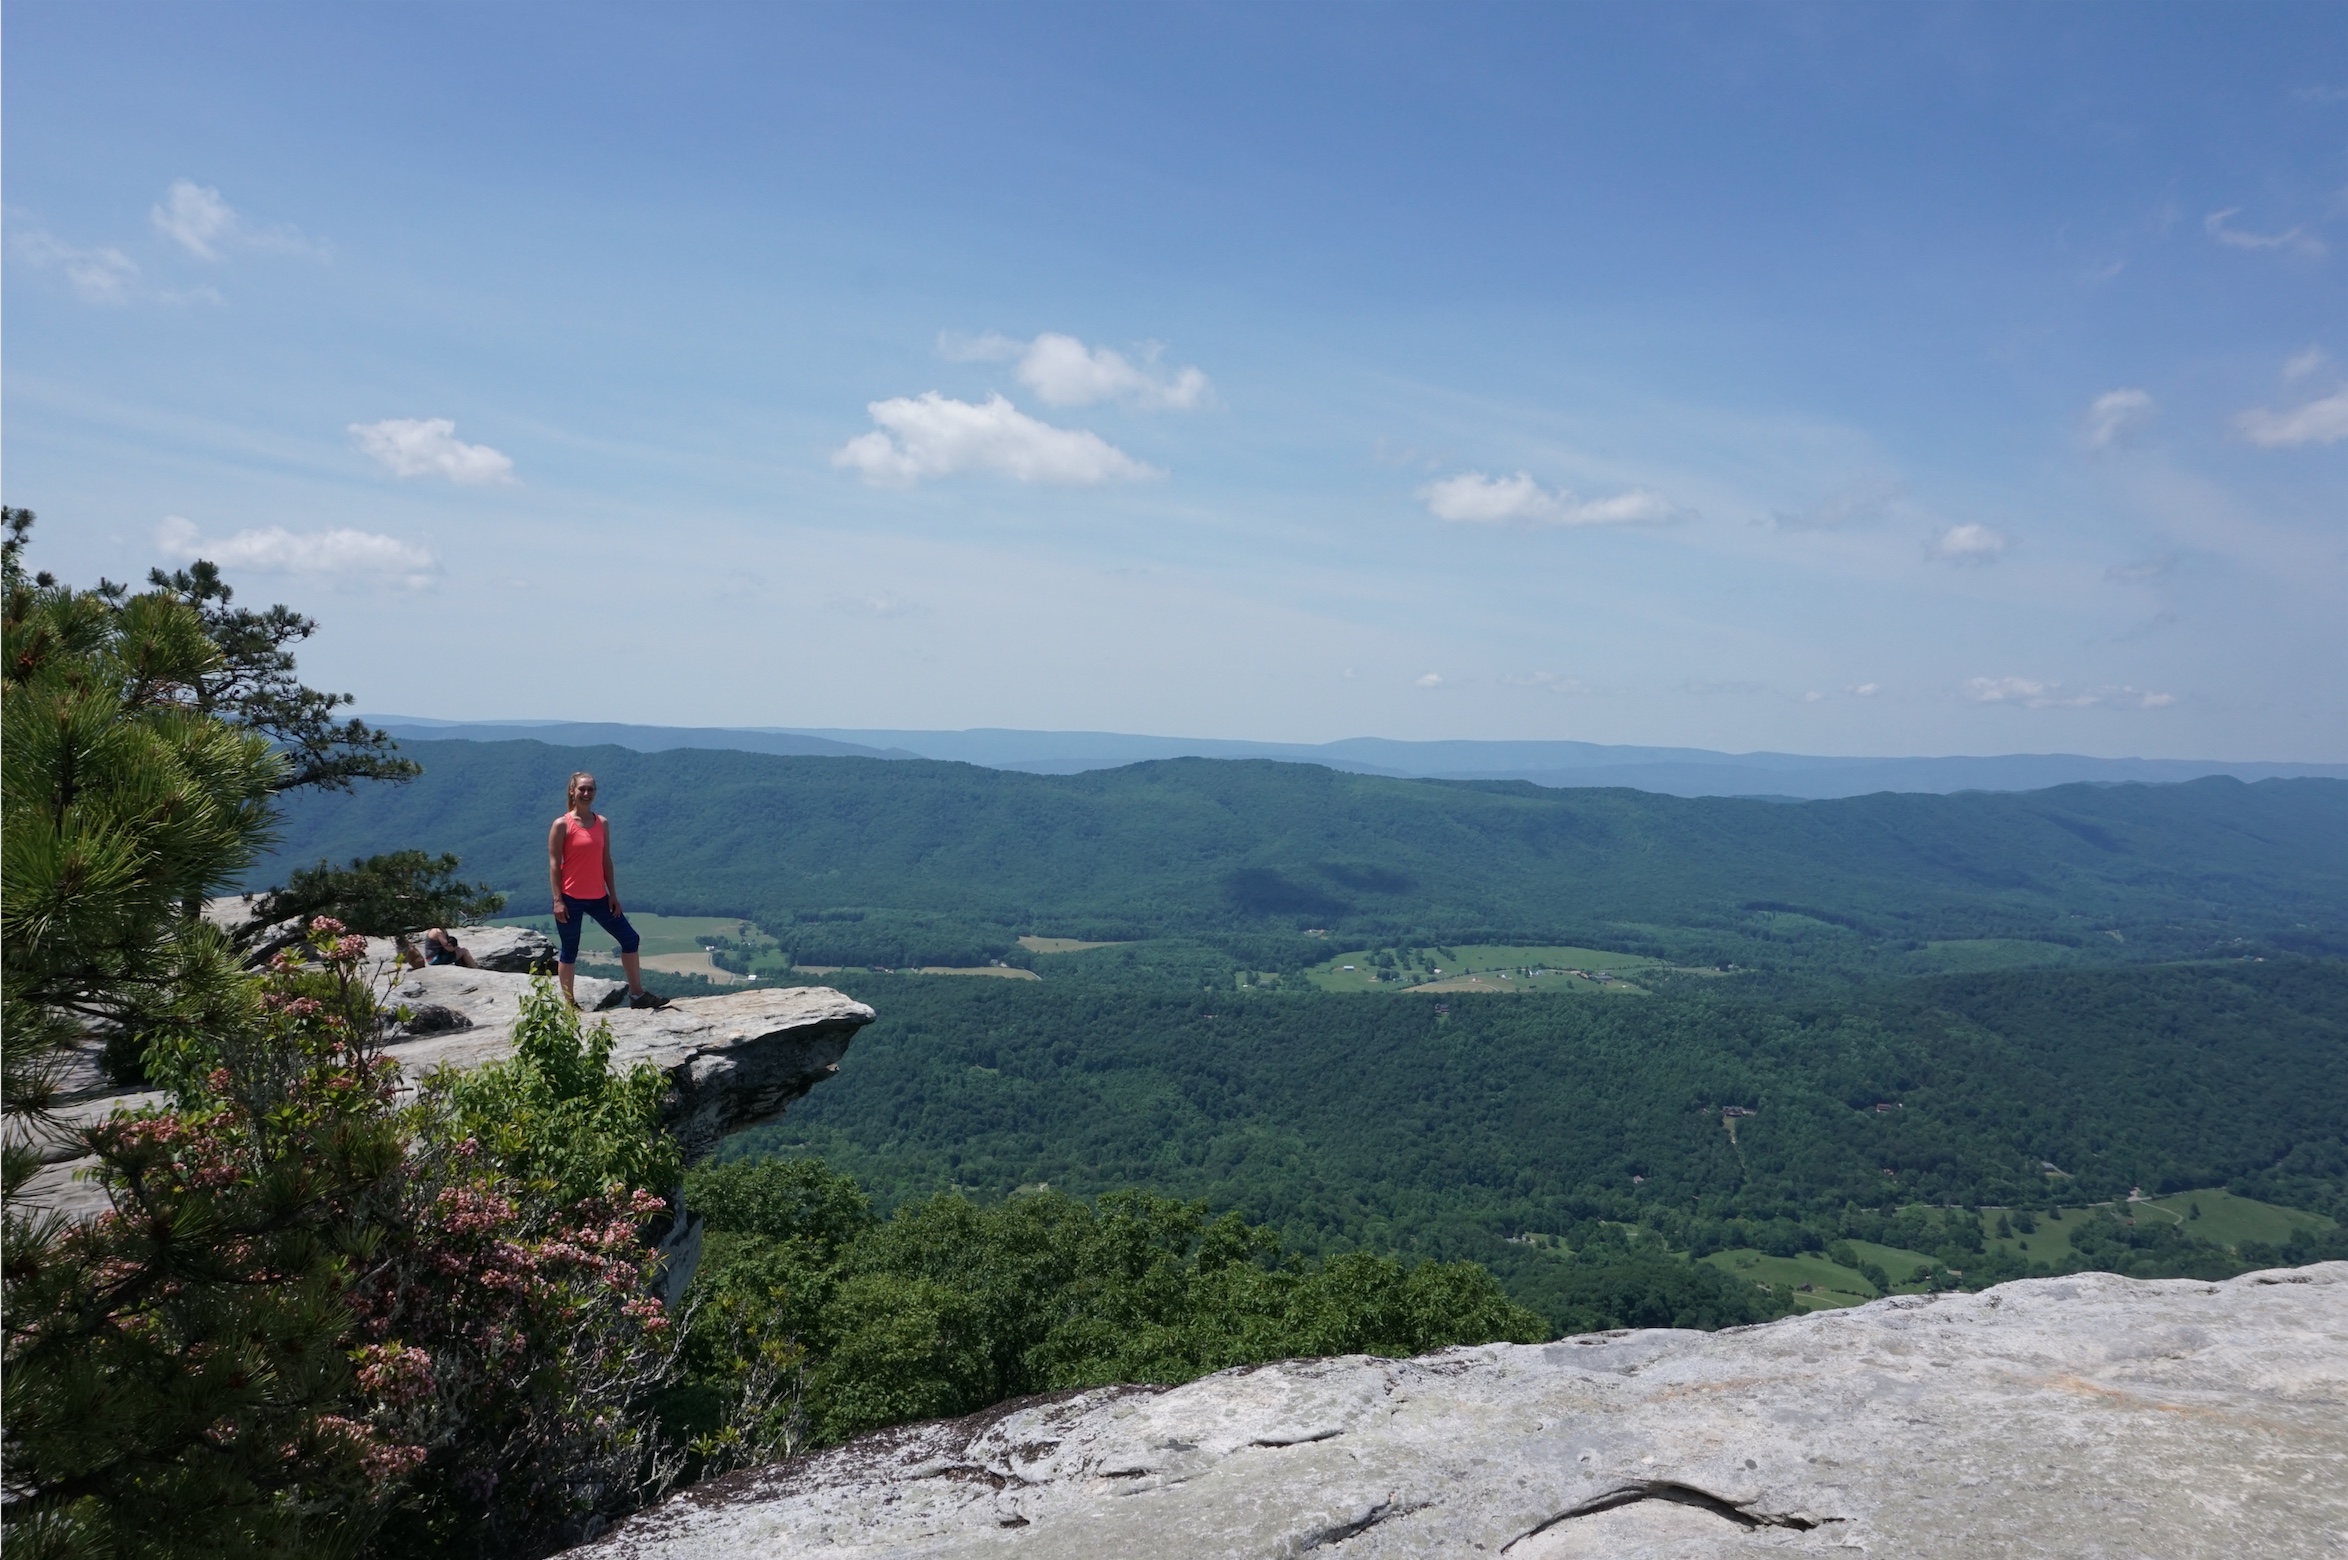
447,977 -> 681,1206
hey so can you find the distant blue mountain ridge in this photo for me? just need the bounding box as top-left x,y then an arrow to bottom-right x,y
361,718 -> 2348,801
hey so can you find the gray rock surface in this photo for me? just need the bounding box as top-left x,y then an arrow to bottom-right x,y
575,1264 -> 2348,1560
426,923 -> 559,973
19,967 -> 872,1218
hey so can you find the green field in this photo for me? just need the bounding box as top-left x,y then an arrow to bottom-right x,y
1702,1249 -> 1877,1309
1701,1238 -> 1950,1311
1840,1238 -> 1944,1285
494,911 -> 754,958
1968,1191 -> 2333,1265
1306,944 -> 1665,993
2132,1189 -> 2337,1249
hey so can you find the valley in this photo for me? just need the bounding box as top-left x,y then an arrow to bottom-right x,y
251,736 -> 2348,1329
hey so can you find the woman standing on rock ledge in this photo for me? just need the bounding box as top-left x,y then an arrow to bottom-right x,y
549,770 -> 667,1010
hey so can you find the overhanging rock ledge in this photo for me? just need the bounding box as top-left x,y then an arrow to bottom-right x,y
21,966 -> 875,1217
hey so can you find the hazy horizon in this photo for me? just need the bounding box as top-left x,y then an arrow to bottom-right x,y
8,5 -> 2344,760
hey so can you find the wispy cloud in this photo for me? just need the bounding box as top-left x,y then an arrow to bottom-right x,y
1419,471 -> 1680,528
834,392 -> 1160,486
157,515 -> 437,587
1850,682 -> 1881,697
2203,207 -> 2327,258
1505,671 -> 1591,695
2283,346 -> 2329,380
2082,388 -> 2156,448
937,331 -> 1023,363
1929,523 -> 2008,564
2105,553 -> 2177,584
1964,676 -> 2172,710
11,229 -> 143,304
2235,388 -> 2348,448
1771,478 -> 1903,531
1414,672 -> 1445,688
939,331 -> 1212,410
151,180 -> 322,260
348,418 -> 518,484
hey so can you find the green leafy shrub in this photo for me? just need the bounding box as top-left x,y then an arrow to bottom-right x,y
447,977 -> 682,1207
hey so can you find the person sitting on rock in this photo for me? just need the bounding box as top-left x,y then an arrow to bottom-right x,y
422,927 -> 477,968
548,770 -> 666,1010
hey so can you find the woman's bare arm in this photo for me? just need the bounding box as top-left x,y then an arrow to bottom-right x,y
548,818 -> 570,920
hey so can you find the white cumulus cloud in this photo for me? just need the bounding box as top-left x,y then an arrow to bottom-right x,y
2235,388 -> 2348,448
157,515 -> 438,587
1929,523 -> 2008,565
2083,388 -> 2156,448
833,393 -> 1161,486
939,331 -> 1212,410
348,419 -> 517,484
1016,334 -> 1211,410
1419,471 -> 1680,528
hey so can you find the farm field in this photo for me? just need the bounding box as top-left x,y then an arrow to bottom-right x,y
1306,944 -> 1667,993
1018,935 -> 1131,954
1702,1249 -> 1874,1308
1840,1239 -> 1945,1286
1969,1191 -> 2335,1264
2129,1188 -> 2337,1250
1699,1240 -> 1948,1311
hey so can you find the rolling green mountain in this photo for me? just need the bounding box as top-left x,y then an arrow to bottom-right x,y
258,739 -> 2348,970
254,737 -> 2348,1325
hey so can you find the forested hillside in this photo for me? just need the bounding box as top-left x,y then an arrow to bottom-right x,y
259,739 -> 2348,969
726,960 -> 2348,1295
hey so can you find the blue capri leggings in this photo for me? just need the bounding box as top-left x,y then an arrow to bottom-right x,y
557,894 -> 641,965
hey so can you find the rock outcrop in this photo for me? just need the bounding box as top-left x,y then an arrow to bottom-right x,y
19,965 -> 874,1218
573,1263 -> 2348,1559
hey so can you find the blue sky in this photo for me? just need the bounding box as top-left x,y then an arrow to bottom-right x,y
7,3 -> 2344,758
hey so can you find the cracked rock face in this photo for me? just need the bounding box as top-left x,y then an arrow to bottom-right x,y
571,1264 -> 2348,1559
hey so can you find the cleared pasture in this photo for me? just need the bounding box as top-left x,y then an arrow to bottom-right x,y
1306,944 -> 1664,993
1018,936 -> 1131,954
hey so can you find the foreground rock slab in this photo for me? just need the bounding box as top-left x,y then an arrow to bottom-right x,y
575,1264 -> 2348,1560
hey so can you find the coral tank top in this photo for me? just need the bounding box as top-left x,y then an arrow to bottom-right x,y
557,812 -> 608,899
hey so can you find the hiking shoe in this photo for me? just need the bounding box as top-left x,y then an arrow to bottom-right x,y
628,990 -> 670,1010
